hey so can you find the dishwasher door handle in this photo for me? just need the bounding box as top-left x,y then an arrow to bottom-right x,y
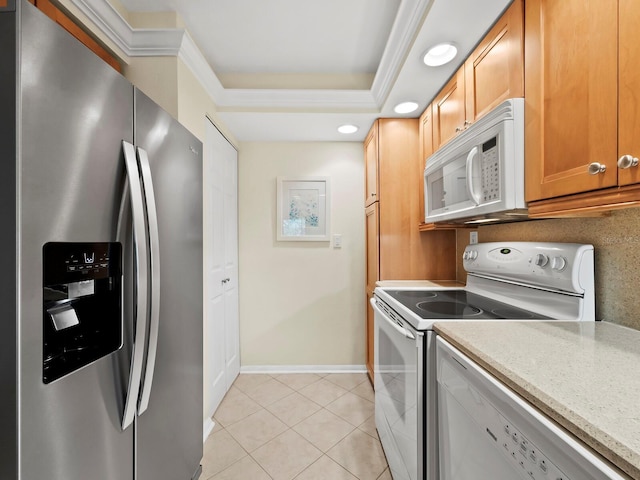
370,298 -> 415,340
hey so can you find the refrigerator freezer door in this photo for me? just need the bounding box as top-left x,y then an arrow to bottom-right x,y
134,89 -> 203,480
15,2 -> 135,480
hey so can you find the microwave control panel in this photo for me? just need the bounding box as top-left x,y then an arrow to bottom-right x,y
480,136 -> 500,202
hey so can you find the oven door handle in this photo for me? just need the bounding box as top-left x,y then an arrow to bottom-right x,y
370,298 -> 416,340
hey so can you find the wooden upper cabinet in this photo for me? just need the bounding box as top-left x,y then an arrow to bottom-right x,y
419,104 -> 434,223
364,122 -> 379,207
618,0 -> 640,187
432,68 -> 466,150
432,0 -> 523,151
464,0 -> 524,121
525,0 -> 618,202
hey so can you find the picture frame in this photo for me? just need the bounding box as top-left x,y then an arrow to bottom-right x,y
276,176 -> 331,241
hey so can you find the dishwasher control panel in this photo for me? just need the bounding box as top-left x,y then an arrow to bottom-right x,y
498,416 -> 568,480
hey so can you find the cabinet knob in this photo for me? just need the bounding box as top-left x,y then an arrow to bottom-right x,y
587,162 -> 606,175
455,126 -> 463,132
463,120 -> 472,127
617,154 -> 639,169
370,193 -> 376,197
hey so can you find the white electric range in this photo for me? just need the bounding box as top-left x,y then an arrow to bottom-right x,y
371,242 -> 595,480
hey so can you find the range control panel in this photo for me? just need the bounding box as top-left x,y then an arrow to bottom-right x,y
462,242 -> 594,294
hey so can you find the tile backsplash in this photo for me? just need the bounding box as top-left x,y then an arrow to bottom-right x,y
462,208 -> 640,330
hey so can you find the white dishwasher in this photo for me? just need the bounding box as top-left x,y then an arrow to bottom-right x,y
436,337 -> 627,480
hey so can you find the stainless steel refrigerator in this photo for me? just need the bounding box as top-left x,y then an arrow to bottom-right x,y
0,1 -> 203,479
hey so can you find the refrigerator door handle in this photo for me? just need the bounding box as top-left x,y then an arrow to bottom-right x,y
121,140 -> 150,430
136,146 -> 161,415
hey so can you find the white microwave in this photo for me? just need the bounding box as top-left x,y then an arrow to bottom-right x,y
424,98 -> 526,224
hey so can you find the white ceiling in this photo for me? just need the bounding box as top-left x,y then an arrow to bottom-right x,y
117,0 -> 512,142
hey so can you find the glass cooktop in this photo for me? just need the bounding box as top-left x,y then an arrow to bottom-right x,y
384,289 -> 551,320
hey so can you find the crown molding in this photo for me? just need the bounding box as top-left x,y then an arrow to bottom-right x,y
217,89 -> 377,110
68,0 -> 185,56
177,31 -> 226,102
69,0 -> 426,111
370,0 -> 433,105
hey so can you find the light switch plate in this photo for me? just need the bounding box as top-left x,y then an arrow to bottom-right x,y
333,234 -> 342,249
470,231 -> 478,245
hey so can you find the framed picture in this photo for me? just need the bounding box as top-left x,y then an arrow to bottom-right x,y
276,176 -> 331,241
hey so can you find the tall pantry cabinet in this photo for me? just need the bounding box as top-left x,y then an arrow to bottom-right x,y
364,119 -> 456,382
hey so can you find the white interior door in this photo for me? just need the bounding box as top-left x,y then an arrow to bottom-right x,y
204,119 -> 239,420
223,147 -> 240,385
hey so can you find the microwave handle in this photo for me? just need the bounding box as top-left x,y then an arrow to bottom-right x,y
466,146 -> 481,205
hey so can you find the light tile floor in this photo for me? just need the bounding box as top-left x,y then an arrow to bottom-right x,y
202,373 -> 391,480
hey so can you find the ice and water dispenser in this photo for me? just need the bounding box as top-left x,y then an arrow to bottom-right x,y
43,242 -> 123,384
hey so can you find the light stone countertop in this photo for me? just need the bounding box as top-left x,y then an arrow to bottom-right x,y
433,321 -> 640,479
376,280 -> 463,288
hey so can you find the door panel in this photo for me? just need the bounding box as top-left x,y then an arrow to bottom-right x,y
619,0 -> 640,186
524,0 -> 617,200
204,120 -> 239,414
223,148 -> 240,383
134,90 -> 203,480
204,121 -> 226,416
365,123 -> 378,206
433,69 -> 466,150
465,0 -> 523,121
19,4 -> 135,479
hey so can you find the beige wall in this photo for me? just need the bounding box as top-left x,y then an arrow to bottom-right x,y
238,142 -> 366,367
176,61 -> 237,145
474,208 -> 640,331
123,57 -> 179,118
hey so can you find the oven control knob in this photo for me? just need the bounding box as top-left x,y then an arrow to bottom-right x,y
463,251 -> 469,260
551,256 -> 567,271
534,253 -> 549,267
469,250 -> 478,260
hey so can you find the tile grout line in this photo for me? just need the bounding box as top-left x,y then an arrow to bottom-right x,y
206,373 -> 388,480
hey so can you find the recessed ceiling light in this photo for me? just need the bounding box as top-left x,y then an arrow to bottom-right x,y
394,102 -> 419,114
423,43 -> 458,67
338,124 -> 359,134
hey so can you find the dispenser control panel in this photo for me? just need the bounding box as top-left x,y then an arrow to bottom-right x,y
43,242 -> 123,384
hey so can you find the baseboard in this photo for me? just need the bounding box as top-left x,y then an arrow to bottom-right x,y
203,417 -> 215,443
239,364 -> 367,374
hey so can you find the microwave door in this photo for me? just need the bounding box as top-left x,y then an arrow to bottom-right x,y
425,154 -> 476,220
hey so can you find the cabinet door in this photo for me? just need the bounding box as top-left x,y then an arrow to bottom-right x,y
524,0 -> 618,201
365,291 -> 375,384
365,202 -> 379,295
419,104 -> 434,223
619,0 -> 640,186
364,202 -> 379,383
433,68 -> 466,150
465,0 -> 523,122
364,122 -> 379,206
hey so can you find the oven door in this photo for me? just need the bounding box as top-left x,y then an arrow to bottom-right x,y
372,298 -> 423,480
